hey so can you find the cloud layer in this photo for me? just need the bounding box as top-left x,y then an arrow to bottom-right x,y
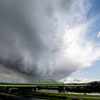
0,0 -> 100,83
61,78 -> 100,83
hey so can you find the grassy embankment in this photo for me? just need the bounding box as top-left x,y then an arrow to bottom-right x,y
0,87 -> 100,100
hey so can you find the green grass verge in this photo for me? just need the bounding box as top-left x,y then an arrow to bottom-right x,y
0,85 -> 37,87
0,88 -> 100,100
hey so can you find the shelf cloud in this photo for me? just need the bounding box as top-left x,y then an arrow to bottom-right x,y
0,0 -> 100,83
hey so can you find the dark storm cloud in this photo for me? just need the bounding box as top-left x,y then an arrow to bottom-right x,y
0,0 -> 78,82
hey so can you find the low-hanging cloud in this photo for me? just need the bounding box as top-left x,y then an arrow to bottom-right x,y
61,78 -> 100,83
0,0 -> 100,83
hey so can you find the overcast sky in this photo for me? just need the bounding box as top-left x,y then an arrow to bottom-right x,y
0,0 -> 100,83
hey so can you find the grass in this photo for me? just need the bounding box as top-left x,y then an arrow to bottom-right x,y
0,87 -> 100,100
0,85 -> 37,87
8,91 -> 100,100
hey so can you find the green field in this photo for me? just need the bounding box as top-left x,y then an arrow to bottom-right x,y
6,91 -> 100,100
0,87 -> 100,100
0,84 -> 37,87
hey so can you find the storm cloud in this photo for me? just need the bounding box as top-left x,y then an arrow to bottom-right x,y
0,0 -> 100,83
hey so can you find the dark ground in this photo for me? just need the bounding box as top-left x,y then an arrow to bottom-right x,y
0,93 -> 45,100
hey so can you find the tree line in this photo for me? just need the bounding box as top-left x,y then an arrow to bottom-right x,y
66,81 -> 100,93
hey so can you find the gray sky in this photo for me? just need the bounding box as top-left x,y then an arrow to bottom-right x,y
0,0 -> 79,82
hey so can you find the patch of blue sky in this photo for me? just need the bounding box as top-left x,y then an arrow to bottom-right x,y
69,60 -> 100,79
85,0 -> 100,43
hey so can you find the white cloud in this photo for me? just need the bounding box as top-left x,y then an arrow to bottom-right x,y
62,23 -> 100,68
51,0 -> 100,80
61,1 -> 100,69
97,32 -> 100,38
60,78 -> 100,83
